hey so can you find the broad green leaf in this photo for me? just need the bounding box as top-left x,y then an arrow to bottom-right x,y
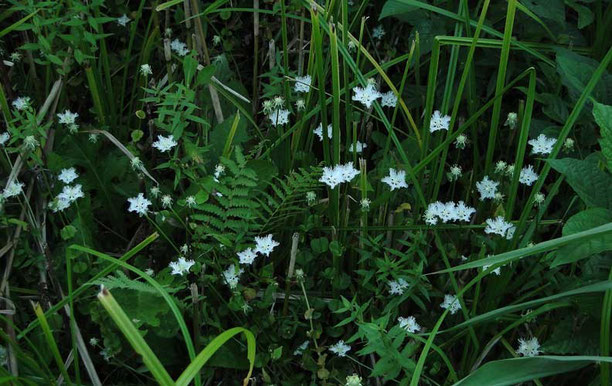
454,356 -> 612,386
593,100 -> 612,171
60,225 -> 77,240
555,48 -> 612,101
522,0 -> 565,24
553,208 -> 612,266
548,158 -> 612,209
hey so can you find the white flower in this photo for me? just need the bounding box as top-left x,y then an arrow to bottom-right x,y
319,163 -> 360,189
528,134 -> 556,155
150,187 -> 160,198
380,91 -> 397,107
268,109 -> 290,126
23,135 -> 39,150
10,52 -> 22,62
398,316 -> 421,333
131,157 -> 144,171
306,191 -> 316,205
170,39 -> 189,56
430,110 -> 451,133
58,167 -> 78,184
127,193 -> 152,216
534,192 -> 545,206
563,138 -> 575,151
345,374 -> 363,386
440,294 -> 461,315
3,181 -> 24,198
381,168 -> 408,190
519,165 -> 538,186
360,198 -> 371,211
237,248 -> 257,265
504,112 -> 518,129
505,164 -> 515,177
169,256 -> 195,276
89,133 -> 99,143
476,176 -> 499,200
517,337 -> 541,357
329,340 -> 351,357
352,82 -> 381,108
145,268 -> 155,276
53,184 -> 84,211
57,110 -> 78,125
140,64 -> 152,76
254,234 -> 279,256
482,257 -> 502,275
161,194 -> 173,208
347,41 -> 357,52
389,278 -> 409,295
223,265 -> 244,289
293,340 -> 310,356
494,160 -> 508,174
185,195 -> 196,207
372,25 -> 385,40
454,134 -> 468,149
213,163 -> 225,181
180,244 -> 190,254
455,201 -> 476,222
117,14 -> 130,26
0,132 -> 9,146
152,135 -> 178,153
348,141 -> 367,153
212,35 -> 221,45
484,216 -> 516,239
294,75 -> 312,93
273,96 -> 285,108
295,99 -> 306,111
313,123 -> 332,141
89,338 -> 99,346
448,164 -> 462,181
12,97 -> 30,111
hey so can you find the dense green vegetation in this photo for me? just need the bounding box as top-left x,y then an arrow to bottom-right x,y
1,0 -> 612,384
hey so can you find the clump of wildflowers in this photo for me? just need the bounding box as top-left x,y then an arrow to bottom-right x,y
398,316 -> 421,333
484,216 -> 516,239
169,257 -> 195,276
320,163 -> 360,189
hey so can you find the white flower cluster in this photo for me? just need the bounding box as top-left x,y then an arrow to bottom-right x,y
440,294 -> 462,315
484,216 -> 516,239
12,97 -> 30,111
528,134 -> 556,155
57,110 -> 79,133
294,75 -> 312,93
389,278 -> 409,295
152,134 -> 178,153
345,374 -> 363,386
430,110 -> 451,133
268,108 -> 290,126
351,79 -> 397,109
424,201 -> 476,225
170,39 -> 189,56
398,316 -> 421,333
236,234 -> 280,266
223,265 -> 244,289
52,184 -> 84,212
319,163 -> 360,189
169,256 -> 195,276
140,64 -> 152,76
329,340 -> 351,357
475,176 -> 499,200
381,168 -> 408,190
516,337 -> 541,357
2,181 -> 24,200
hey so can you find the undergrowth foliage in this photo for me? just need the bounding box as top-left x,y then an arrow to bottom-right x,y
1,0 -> 612,385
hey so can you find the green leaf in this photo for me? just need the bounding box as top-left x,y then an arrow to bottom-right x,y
553,208 -> 612,266
548,158 -> 612,209
60,225 -> 77,240
555,48 -> 612,102
593,100 -> 612,171
566,0 -> 594,29
455,356 -> 612,386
